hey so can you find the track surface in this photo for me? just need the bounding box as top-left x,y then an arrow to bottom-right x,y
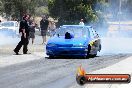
0,52 -> 131,88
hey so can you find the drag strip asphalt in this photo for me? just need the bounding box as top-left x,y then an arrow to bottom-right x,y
0,53 -> 131,88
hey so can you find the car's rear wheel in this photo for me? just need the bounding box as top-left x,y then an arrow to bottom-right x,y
87,44 -> 98,58
92,54 -> 97,57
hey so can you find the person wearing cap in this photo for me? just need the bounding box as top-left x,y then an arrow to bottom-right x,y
14,15 -> 30,55
40,15 -> 49,44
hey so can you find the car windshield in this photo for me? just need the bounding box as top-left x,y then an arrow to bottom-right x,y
1,22 -> 14,27
56,26 -> 90,37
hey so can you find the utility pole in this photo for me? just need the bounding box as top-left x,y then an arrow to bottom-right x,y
118,0 -> 122,30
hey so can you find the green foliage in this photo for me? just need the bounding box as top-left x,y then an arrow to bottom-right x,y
35,6 -> 49,16
48,0 -> 107,26
0,0 -> 4,15
0,0 -> 48,20
0,0 -> 110,26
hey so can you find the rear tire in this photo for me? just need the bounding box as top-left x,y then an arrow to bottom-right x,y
87,45 -> 97,58
92,54 -> 97,57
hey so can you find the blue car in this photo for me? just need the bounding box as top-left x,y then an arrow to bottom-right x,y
46,25 -> 101,58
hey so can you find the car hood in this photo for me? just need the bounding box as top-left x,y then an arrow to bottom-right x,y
48,36 -> 90,45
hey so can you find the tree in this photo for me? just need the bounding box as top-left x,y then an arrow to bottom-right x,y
35,6 -> 49,16
0,0 -> 4,15
48,0 -> 107,26
11,0 -> 38,19
0,0 -> 44,20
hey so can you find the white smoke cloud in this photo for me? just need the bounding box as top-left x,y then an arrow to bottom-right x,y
95,0 -> 132,55
0,33 -> 19,45
98,37 -> 132,55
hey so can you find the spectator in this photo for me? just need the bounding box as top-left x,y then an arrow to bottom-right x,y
29,21 -> 36,44
79,19 -> 84,26
14,15 -> 30,55
40,15 -> 49,44
28,17 -> 35,44
48,18 -> 56,37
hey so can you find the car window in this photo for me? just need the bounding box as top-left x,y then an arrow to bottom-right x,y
1,22 -> 14,27
56,26 -> 90,37
89,27 -> 98,38
89,28 -> 95,38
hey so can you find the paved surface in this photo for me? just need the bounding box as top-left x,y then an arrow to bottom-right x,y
0,52 -> 131,88
0,52 -> 45,67
0,35 -> 47,56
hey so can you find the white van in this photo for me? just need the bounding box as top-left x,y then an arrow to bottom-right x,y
0,21 -> 19,35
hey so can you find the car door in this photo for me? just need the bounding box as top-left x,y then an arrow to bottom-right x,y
15,21 -> 19,35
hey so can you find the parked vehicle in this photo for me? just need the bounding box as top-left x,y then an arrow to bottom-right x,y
0,21 -> 19,36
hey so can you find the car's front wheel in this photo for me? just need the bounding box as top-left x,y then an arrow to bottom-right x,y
49,55 -> 55,59
86,44 -> 91,58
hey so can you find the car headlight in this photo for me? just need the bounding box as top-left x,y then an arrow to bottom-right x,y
47,43 -> 57,47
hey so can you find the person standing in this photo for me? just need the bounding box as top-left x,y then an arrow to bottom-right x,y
14,15 -> 30,55
40,15 -> 49,44
48,19 -> 56,37
79,19 -> 84,26
29,21 -> 36,44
